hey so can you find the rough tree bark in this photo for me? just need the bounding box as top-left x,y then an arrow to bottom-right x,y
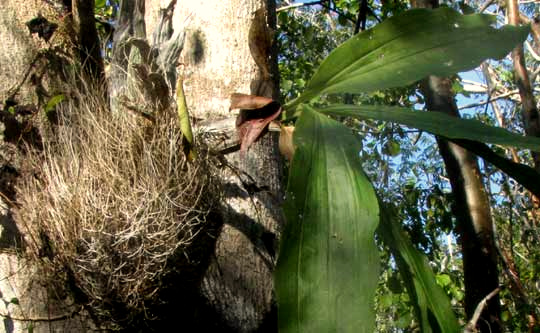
0,2 -> 97,332
421,76 -> 501,333
72,0 -> 105,80
508,0 -> 540,172
145,1 -> 283,331
411,1 -> 502,332
1,0 -> 283,331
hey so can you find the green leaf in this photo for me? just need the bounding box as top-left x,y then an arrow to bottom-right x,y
318,104 -> 540,151
275,105 -> 380,332
436,274 -> 452,287
383,139 -> 401,156
95,0 -> 107,10
45,94 -> 65,113
10,297 -> 19,305
176,76 -> 196,161
378,204 -> 460,333
286,8 -> 529,112
501,310 -> 511,322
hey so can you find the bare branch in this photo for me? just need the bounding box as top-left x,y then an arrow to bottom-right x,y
508,0 -> 540,170
458,90 -> 520,110
479,0 -> 496,13
0,307 -> 84,323
464,288 -> 501,333
525,40 -> 540,61
277,1 -> 322,12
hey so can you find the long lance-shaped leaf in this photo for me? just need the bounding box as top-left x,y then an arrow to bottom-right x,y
176,75 -> 196,160
319,104 -> 540,151
318,105 -> 540,196
275,105 -> 380,332
448,139 -> 540,198
285,8 -> 529,112
377,203 -> 460,333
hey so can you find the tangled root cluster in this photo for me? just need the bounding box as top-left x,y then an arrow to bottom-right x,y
16,88 -> 220,328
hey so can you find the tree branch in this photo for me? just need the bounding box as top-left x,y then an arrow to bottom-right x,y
450,139 -> 540,199
72,0 -> 105,80
479,0 -> 496,13
458,90 -> 520,110
464,287 -> 501,332
508,0 -> 540,171
354,0 -> 368,33
276,1 -> 322,12
0,307 -> 84,323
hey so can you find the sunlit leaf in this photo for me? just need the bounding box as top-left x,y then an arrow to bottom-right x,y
176,76 -> 196,160
275,105 -> 379,332
317,104 -> 540,151
383,139 -> 401,156
45,94 -> 65,113
436,274 -> 452,287
286,7 -> 529,112
95,0 -> 107,10
378,204 -> 460,333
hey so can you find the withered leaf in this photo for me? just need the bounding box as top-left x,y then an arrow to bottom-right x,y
230,93 -> 281,153
278,125 -> 295,161
230,93 -> 274,110
26,14 -> 58,42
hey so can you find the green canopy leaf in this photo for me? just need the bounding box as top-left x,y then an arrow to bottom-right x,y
275,105 -> 380,332
318,104 -> 540,151
286,7 -> 529,111
378,204 -> 460,333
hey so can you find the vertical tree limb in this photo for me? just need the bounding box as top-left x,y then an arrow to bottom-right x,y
508,0 -> 540,172
412,1 -> 502,331
421,76 -> 502,333
109,0 -> 146,110
72,0 -> 104,81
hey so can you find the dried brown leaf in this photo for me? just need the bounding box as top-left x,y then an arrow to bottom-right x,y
237,105 -> 281,153
231,93 -> 282,153
278,125 -> 295,161
230,93 -> 274,110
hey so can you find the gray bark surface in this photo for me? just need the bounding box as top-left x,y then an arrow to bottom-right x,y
0,3 -> 96,332
0,0 -> 283,331
411,2 -> 500,332
421,75 -> 501,333
146,1 -> 283,331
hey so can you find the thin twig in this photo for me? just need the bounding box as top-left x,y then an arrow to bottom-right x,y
458,90 -> 520,109
464,287 -> 501,332
525,40 -> 540,61
0,191 -> 15,208
118,95 -> 156,123
479,0 -> 496,13
277,1 -> 322,12
0,307 -> 84,323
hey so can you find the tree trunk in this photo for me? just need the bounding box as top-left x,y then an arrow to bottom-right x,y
411,1 -> 501,332
72,0 -> 104,81
508,0 -> 540,172
0,2 -> 97,332
421,77 -> 501,333
145,1 -> 283,331
1,0 -> 282,331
